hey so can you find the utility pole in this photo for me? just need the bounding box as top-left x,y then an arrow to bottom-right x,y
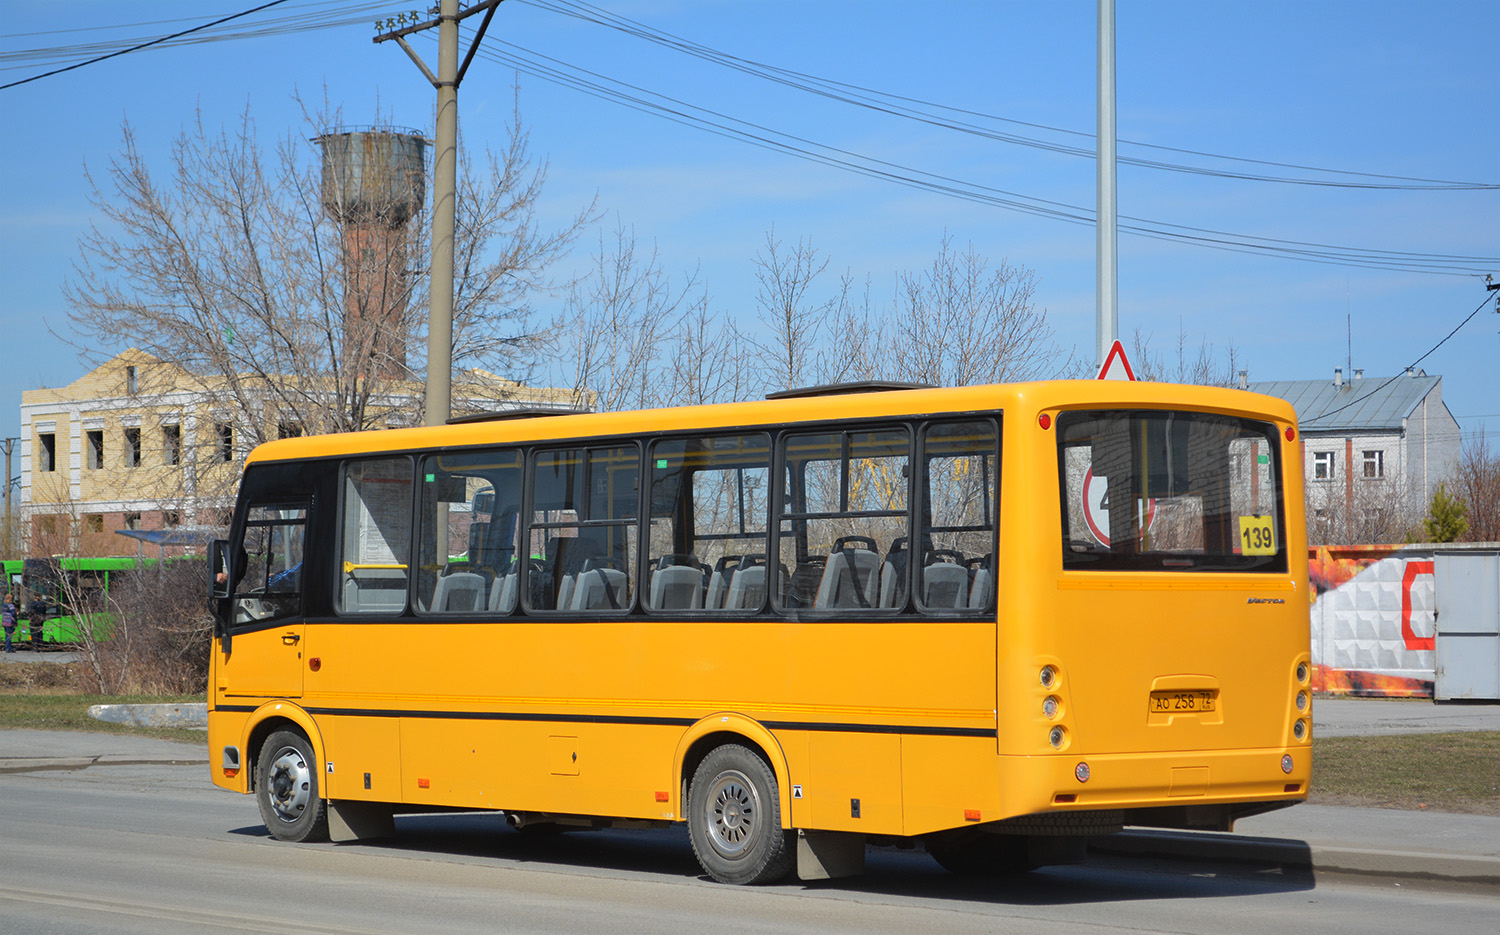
1096,0 -> 1118,371
375,0 -> 505,427
2,437 -> 16,556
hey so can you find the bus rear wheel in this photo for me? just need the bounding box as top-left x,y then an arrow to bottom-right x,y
687,744 -> 793,885
256,729 -> 329,843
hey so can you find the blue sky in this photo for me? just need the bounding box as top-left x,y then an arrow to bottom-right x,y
2,0 -> 1496,453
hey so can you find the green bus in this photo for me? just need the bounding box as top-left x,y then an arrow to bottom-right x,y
5,556 -> 139,647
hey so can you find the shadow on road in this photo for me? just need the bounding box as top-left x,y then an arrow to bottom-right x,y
226,812 -> 1315,905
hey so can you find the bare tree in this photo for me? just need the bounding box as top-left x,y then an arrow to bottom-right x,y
1454,432 -> 1500,542
562,222 -> 700,412
65,95 -> 590,442
664,298 -> 754,408
820,235 -> 1065,388
886,236 -> 1060,386
23,509 -> 118,692
751,229 -> 846,393
557,229 -> 1060,411
448,93 -> 596,398
1130,324 -> 1241,386
1305,475 -> 1416,546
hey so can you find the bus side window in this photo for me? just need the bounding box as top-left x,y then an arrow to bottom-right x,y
416,449 -> 523,615
527,446 -> 639,615
919,420 -> 999,613
776,428 -> 911,614
338,458 -> 413,616
647,434 -> 770,613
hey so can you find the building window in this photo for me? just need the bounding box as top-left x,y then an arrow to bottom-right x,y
85,514 -> 104,534
1362,450 -> 1384,479
124,427 -> 142,468
39,433 -> 56,472
124,512 -> 142,530
1313,450 -> 1335,481
126,365 -> 138,395
38,515 -> 59,536
215,422 -> 234,462
86,430 -> 104,470
164,510 -> 181,528
163,424 -> 181,465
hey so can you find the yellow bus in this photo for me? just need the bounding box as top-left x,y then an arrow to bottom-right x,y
207,379 -> 1310,884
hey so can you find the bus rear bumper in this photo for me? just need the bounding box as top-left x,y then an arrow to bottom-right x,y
1000,746 -> 1310,832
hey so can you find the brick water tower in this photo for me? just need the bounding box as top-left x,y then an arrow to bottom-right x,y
315,127 -> 427,378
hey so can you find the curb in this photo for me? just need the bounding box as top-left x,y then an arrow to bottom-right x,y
1094,829 -> 1500,891
0,754 -> 205,774
88,703 -> 208,730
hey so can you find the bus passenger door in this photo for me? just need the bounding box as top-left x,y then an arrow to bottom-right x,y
218,504 -> 309,701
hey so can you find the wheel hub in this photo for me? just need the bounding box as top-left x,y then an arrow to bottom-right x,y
705,769 -> 759,859
265,746 -> 311,822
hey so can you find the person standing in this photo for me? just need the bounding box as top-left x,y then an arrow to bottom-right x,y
2,592 -> 16,653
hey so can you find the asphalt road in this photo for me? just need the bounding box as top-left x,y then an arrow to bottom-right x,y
1,752 -> 1495,935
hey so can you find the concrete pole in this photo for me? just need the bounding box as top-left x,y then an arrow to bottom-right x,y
1096,0 -> 1118,372
3,437 -> 14,554
424,0 -> 460,428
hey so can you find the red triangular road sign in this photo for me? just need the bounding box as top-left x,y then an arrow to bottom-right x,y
1096,340 -> 1136,381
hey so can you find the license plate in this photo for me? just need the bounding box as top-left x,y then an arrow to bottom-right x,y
1149,690 -> 1217,713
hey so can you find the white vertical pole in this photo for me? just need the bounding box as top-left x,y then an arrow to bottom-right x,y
1097,0 -> 1118,372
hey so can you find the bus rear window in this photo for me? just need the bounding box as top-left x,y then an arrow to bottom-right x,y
1058,410 -> 1285,573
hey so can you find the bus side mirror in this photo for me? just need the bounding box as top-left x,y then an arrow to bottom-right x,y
210,539 -> 231,599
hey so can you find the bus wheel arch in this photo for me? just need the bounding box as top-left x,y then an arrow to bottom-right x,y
674,716 -> 792,828
243,705 -> 325,793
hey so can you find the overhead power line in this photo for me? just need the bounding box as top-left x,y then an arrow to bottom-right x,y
1301,290 -> 1497,425
5,1 -> 1493,275
461,34 -> 1498,275
9,0 -> 1494,194
0,0 -> 294,90
520,0 -> 1500,192
0,2 -> 388,77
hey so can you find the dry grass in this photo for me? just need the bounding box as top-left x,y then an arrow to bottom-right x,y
1310,731 -> 1500,815
0,662 -> 203,742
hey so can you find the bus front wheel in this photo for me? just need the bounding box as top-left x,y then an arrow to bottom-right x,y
256,730 -> 329,843
687,744 -> 793,884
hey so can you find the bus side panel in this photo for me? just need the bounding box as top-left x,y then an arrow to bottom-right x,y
320,714 -> 402,802
396,719 -> 681,817
301,619 -> 996,836
806,732 -> 902,833
901,735 -> 1005,835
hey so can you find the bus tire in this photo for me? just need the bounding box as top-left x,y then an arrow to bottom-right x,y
927,830 -> 1032,875
256,729 -> 329,843
687,744 -> 793,885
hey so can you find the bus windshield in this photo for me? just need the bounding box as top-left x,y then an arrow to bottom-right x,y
1058,409 -> 1286,573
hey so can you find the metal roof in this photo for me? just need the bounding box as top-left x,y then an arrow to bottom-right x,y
1247,371 -> 1439,433
113,527 -> 222,547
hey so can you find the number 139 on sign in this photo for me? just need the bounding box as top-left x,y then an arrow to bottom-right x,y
1238,515 -> 1276,555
